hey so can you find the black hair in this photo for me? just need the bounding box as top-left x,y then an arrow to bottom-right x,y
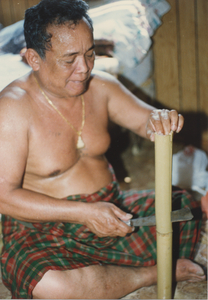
24,0 -> 93,59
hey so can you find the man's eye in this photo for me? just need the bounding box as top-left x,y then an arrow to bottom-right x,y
87,52 -> 95,58
66,60 -> 74,64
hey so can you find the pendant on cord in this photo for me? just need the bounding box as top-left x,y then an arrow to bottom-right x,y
77,135 -> 85,149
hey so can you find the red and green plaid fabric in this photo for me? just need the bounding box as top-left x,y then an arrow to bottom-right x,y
0,169 -> 201,298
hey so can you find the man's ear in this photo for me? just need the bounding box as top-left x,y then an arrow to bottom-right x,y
25,49 -> 42,71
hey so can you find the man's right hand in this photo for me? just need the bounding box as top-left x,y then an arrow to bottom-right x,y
83,202 -> 133,237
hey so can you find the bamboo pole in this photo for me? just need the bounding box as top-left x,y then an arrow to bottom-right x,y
155,132 -> 173,299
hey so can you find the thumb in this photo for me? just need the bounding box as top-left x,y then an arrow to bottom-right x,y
112,206 -> 133,221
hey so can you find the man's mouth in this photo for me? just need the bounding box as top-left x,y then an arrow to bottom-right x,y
73,80 -> 86,83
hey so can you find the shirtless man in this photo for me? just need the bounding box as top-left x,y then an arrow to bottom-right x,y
0,0 -> 205,298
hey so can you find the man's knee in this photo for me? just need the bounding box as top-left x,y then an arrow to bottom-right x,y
32,269 -> 74,299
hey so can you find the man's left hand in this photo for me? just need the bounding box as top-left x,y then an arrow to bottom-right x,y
146,109 -> 184,142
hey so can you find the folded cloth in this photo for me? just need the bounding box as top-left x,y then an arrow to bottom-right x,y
1,167 -> 201,298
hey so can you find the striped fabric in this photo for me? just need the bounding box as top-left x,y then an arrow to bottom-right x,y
0,169 -> 201,298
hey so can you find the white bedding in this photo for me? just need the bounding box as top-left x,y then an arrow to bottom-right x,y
0,53 -> 31,91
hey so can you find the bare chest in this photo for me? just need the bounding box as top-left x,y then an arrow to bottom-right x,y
25,100 -> 111,178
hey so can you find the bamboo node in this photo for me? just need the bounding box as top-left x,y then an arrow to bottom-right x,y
156,230 -> 173,236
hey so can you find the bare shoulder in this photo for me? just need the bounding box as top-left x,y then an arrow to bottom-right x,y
88,70 -> 137,110
89,70 -> 123,95
0,73 -> 32,119
0,73 -> 33,136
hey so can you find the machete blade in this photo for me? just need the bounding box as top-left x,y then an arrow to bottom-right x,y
124,207 -> 193,227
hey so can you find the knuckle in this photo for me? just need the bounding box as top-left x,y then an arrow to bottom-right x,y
160,109 -> 169,120
150,109 -> 161,121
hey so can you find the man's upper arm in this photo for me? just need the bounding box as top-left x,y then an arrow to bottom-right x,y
0,95 -> 29,195
102,74 -> 155,137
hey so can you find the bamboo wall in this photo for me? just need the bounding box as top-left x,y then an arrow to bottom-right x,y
0,0 -> 208,150
0,0 -> 39,26
153,0 -> 208,151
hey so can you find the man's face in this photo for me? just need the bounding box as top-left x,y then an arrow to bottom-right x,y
38,18 -> 95,98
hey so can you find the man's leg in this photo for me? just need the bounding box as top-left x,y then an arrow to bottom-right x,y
32,259 -> 205,299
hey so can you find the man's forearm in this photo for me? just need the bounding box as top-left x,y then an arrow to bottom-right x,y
0,187 -> 88,224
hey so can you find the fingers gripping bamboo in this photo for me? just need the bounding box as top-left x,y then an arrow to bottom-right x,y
155,132 -> 173,299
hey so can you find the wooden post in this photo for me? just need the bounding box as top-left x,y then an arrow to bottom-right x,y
155,132 -> 173,299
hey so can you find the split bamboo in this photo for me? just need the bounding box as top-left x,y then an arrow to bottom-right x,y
155,132 -> 173,299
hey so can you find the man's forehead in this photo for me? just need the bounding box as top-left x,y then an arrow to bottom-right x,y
46,18 -> 92,37
47,20 -> 93,46
47,21 -> 76,33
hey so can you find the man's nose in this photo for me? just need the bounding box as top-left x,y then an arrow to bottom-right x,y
76,56 -> 90,73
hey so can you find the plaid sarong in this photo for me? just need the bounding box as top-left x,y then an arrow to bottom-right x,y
0,168 -> 201,298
